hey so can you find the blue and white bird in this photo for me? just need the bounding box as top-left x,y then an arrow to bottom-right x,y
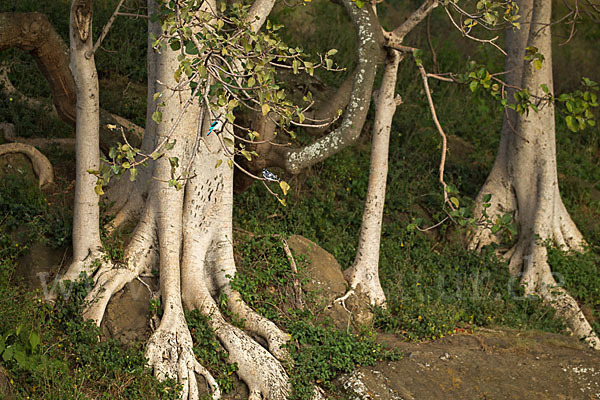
262,168 -> 280,182
207,115 -> 225,136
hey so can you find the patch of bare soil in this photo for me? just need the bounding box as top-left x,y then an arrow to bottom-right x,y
339,328 -> 600,400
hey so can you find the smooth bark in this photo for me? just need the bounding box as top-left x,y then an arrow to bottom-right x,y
470,0 -> 599,349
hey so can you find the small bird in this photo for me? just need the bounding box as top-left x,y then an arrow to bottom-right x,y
262,168 -> 280,182
207,115 -> 225,136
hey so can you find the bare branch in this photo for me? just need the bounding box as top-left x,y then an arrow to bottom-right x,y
87,0 -> 127,58
386,0 -> 438,45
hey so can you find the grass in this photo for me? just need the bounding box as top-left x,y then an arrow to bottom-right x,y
1,0 -> 600,398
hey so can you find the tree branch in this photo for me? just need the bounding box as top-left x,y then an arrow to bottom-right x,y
0,12 -> 143,150
271,0 -> 383,174
385,0 -> 438,46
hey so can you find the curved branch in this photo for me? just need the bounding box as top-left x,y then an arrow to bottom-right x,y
270,0 -> 383,174
0,12 -> 76,124
0,142 -> 54,187
0,12 -> 144,150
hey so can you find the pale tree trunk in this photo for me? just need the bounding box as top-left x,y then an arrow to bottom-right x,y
343,50 -> 402,307
62,0 -> 103,282
79,0 -> 295,397
470,0 -> 600,349
343,0 -> 438,307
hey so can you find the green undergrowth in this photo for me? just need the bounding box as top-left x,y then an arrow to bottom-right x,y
230,234 -> 402,399
548,245 -> 600,335
0,176 -> 178,399
1,0 -> 600,398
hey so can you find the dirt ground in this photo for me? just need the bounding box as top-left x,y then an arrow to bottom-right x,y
338,328 -> 600,400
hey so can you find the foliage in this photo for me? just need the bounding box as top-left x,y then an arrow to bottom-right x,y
1,0 -> 600,397
230,234 -> 401,399
286,321 -> 401,400
0,171 -> 72,249
548,246 -> 600,334
186,311 -> 239,394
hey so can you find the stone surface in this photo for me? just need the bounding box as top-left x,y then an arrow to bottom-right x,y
337,329 -> 600,400
14,241 -> 65,291
101,278 -> 156,343
286,235 -> 373,331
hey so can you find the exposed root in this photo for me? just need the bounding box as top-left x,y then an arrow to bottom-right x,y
1,122 -> 74,151
343,266 -> 386,308
0,142 -> 54,187
83,265 -> 141,325
224,289 -> 291,363
146,312 -> 221,400
186,280 -> 290,400
505,240 -> 600,350
539,284 -> 600,350
328,289 -> 355,314
209,311 -> 290,400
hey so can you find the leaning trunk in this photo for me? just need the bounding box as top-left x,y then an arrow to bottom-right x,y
343,50 -> 402,307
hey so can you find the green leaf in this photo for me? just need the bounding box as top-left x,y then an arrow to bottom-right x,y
262,103 -> 271,116
29,332 -> 40,352
226,112 -> 235,124
482,193 -> 492,203
215,159 -> 223,168
241,150 -> 252,161
565,115 -> 578,132
219,137 -> 232,149
327,49 -> 338,57
152,111 -> 162,124
450,197 -> 460,208
500,213 -> 513,224
95,184 -> 104,196
129,167 -> 138,181
279,181 -> 290,196
3,346 -> 13,362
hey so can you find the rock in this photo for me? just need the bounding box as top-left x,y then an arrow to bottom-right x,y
286,235 -> 373,331
337,368 -> 414,400
101,278 -> 156,343
14,241 -> 65,290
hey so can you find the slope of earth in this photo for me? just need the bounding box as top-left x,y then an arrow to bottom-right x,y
340,329 -> 600,400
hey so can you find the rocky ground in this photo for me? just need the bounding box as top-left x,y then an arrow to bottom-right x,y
339,329 -> 600,400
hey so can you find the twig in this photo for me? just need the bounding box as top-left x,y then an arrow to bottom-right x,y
87,0 -> 128,58
417,65 -> 453,210
280,238 -> 305,310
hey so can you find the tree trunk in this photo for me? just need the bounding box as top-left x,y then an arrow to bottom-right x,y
80,1 -> 294,398
343,50 -> 402,307
470,0 -> 600,349
62,0 -> 103,282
